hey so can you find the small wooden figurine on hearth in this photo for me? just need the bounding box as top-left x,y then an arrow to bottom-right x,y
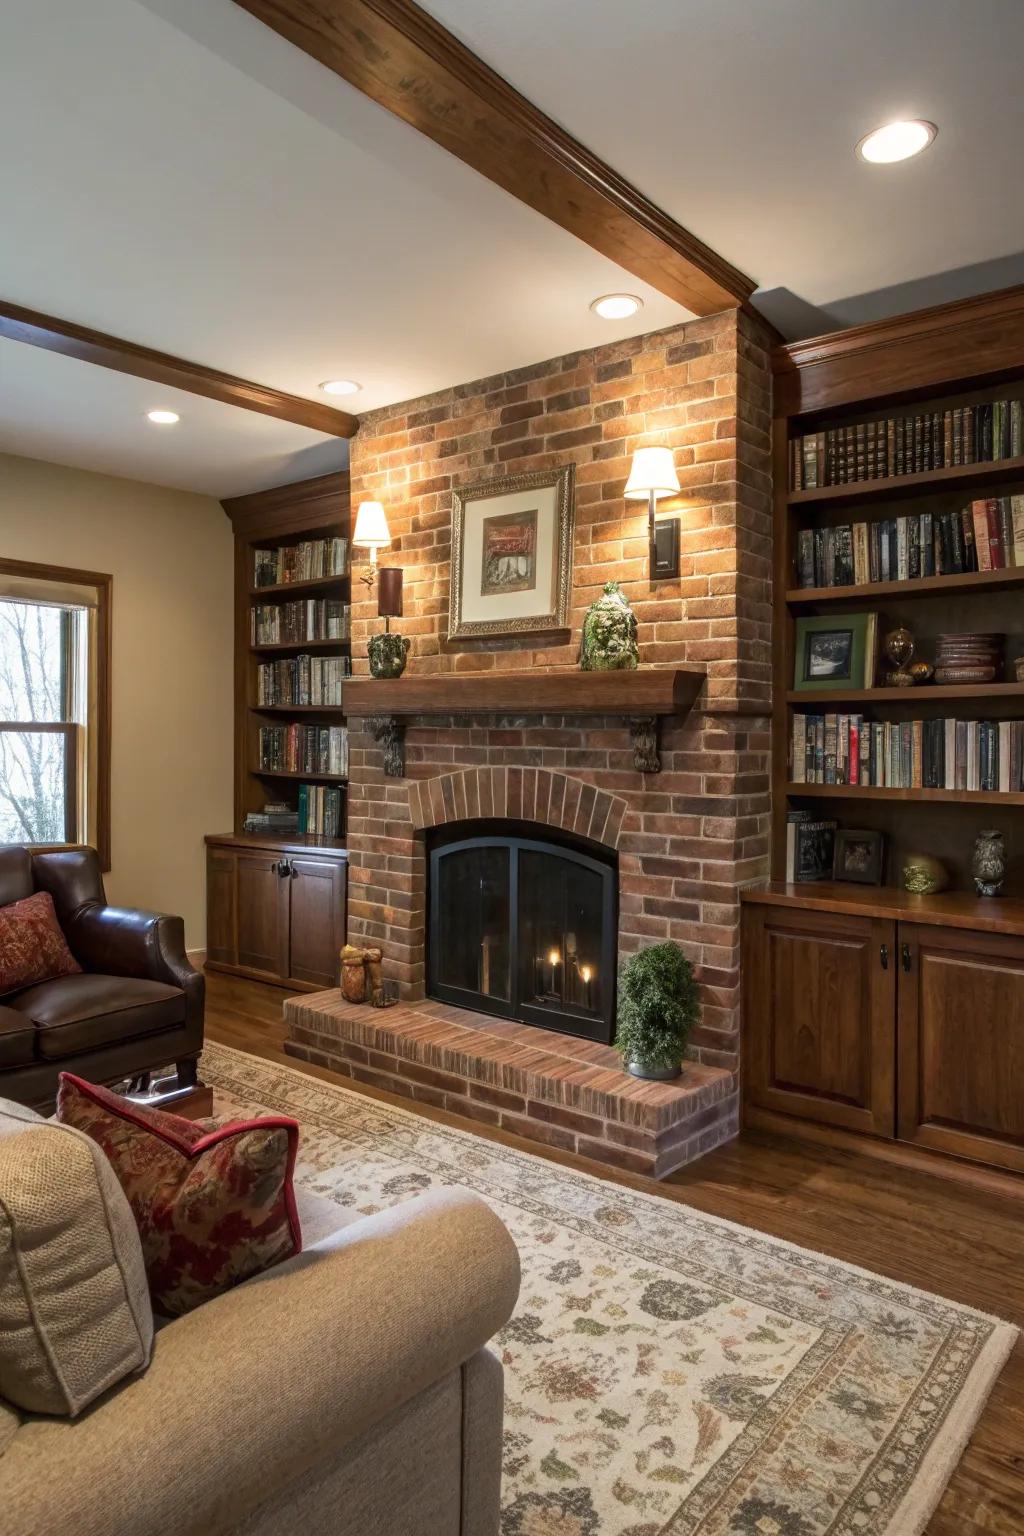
340,944 -> 368,1004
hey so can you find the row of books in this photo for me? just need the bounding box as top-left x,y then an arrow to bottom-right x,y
256,654 -> 351,707
792,714 -> 1024,792
790,397 -> 1024,489
796,497 -> 1024,588
298,784 -> 344,840
258,725 -> 349,777
250,599 -> 349,646
253,538 -> 348,588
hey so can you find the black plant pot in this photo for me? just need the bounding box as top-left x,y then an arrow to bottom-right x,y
626,1060 -> 682,1081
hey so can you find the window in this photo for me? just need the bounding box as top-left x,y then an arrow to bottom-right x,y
0,560 -> 111,867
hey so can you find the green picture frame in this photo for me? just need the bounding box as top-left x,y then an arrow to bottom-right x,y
793,613 -> 873,691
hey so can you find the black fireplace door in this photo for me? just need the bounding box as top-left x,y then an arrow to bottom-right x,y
428,832 -> 616,1044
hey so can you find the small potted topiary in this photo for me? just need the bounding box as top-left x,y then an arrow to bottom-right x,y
615,942 -> 700,1080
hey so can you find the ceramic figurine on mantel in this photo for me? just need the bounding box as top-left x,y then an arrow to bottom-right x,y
972,829 -> 1006,897
579,580 -> 639,671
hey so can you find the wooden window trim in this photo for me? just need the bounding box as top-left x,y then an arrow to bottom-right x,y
0,558 -> 112,870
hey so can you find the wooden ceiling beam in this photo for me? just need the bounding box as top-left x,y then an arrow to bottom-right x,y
230,0 -> 755,316
0,301 -> 358,438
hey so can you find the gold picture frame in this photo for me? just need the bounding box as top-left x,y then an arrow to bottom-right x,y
447,465 -> 575,640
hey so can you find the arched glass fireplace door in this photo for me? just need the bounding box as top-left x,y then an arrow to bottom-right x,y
427,828 -> 617,1044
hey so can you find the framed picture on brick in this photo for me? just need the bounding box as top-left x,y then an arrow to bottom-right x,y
448,466 -> 575,639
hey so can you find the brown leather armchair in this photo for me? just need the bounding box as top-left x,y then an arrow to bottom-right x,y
0,846 -> 203,1110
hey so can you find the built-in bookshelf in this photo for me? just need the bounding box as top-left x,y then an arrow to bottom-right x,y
772,287 -> 1024,896
221,473 -> 351,848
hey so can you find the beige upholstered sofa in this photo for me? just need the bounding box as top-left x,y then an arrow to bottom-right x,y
0,1097 -> 521,1536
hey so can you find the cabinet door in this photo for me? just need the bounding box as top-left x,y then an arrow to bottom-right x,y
285,855 -> 345,989
897,923 -> 1024,1174
206,848 -> 237,967
236,851 -> 288,979
743,905 -> 897,1135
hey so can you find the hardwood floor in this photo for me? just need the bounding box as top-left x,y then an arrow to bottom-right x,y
205,970 -> 1024,1535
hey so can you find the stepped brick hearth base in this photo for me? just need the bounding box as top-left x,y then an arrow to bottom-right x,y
284,990 -> 738,1178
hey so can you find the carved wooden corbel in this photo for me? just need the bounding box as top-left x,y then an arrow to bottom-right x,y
367,715 -> 406,776
629,717 -> 661,774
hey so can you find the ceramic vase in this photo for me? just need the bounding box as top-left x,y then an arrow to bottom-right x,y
368,632 -> 410,679
972,830 -> 1006,897
579,580 -> 639,671
902,853 -> 949,895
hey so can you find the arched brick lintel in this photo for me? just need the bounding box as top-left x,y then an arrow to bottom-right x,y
407,766 -> 628,850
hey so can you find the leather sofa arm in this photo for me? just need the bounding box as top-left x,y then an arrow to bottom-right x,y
0,1187 -> 521,1536
64,904 -> 204,1024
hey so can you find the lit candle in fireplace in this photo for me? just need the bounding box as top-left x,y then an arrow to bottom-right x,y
548,948 -> 561,996
580,964 -> 593,1008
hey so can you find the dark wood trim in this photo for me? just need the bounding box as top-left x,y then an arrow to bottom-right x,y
742,882 -> 1024,938
230,0 -> 754,316
773,282 -> 1024,416
0,558 -> 112,870
0,302 -> 357,439
222,471 -> 350,536
342,667 -> 706,718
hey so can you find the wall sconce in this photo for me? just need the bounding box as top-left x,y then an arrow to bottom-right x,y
624,446 -> 681,580
353,500 -> 392,593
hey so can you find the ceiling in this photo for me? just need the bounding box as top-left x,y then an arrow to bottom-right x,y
425,0 -> 1024,337
0,0 -> 687,496
3,0 -> 1023,496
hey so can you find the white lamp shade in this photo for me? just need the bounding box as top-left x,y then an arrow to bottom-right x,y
353,500 -> 392,549
624,446 -> 680,500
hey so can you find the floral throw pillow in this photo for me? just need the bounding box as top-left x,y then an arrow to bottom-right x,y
56,1074 -> 301,1316
0,890 -> 81,992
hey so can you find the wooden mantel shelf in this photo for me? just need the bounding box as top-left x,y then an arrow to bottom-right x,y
343,668 -> 705,718
344,667 -> 706,775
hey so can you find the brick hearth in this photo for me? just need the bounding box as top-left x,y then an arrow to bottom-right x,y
285,992 -> 737,1178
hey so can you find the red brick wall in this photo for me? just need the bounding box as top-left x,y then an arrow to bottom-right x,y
346,310 -> 772,1072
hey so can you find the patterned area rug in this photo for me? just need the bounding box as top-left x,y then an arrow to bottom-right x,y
201,1042 -> 1016,1536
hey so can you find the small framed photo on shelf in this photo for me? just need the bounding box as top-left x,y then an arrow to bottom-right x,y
833,829 -> 886,886
793,613 -> 877,691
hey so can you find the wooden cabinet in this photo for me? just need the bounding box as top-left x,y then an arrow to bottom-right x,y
743,886 -> 1024,1177
897,923 -> 1024,1175
743,905 -> 896,1136
205,835 -> 346,991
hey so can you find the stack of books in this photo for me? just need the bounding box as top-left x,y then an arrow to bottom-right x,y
250,599 -> 349,645
796,497 -> 1024,588
790,398 -> 1024,489
253,539 -> 348,587
258,724 -> 348,777
256,654 -> 350,706
792,713 -> 1024,792
243,802 -> 300,835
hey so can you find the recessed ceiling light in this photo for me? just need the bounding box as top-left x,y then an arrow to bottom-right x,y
146,409 -> 179,425
856,120 -> 937,164
319,379 -> 361,396
590,293 -> 644,321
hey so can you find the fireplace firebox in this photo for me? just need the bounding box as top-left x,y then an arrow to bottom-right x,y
427,822 -> 617,1043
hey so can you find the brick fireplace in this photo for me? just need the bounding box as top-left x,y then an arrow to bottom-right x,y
286,308 -> 773,1173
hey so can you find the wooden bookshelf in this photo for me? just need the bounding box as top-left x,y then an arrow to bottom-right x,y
771,286 -> 1024,893
221,471 -> 351,844
787,565 -> 1024,606
787,452 -> 1024,507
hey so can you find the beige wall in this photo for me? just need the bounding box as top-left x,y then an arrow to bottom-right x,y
1,453 -> 233,947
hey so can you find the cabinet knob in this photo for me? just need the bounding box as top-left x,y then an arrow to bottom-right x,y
902,943 -> 912,973
880,943 -> 889,970
277,858 -> 291,878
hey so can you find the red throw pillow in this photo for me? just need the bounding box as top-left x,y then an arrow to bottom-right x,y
0,890 -> 81,992
56,1074 -> 301,1316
